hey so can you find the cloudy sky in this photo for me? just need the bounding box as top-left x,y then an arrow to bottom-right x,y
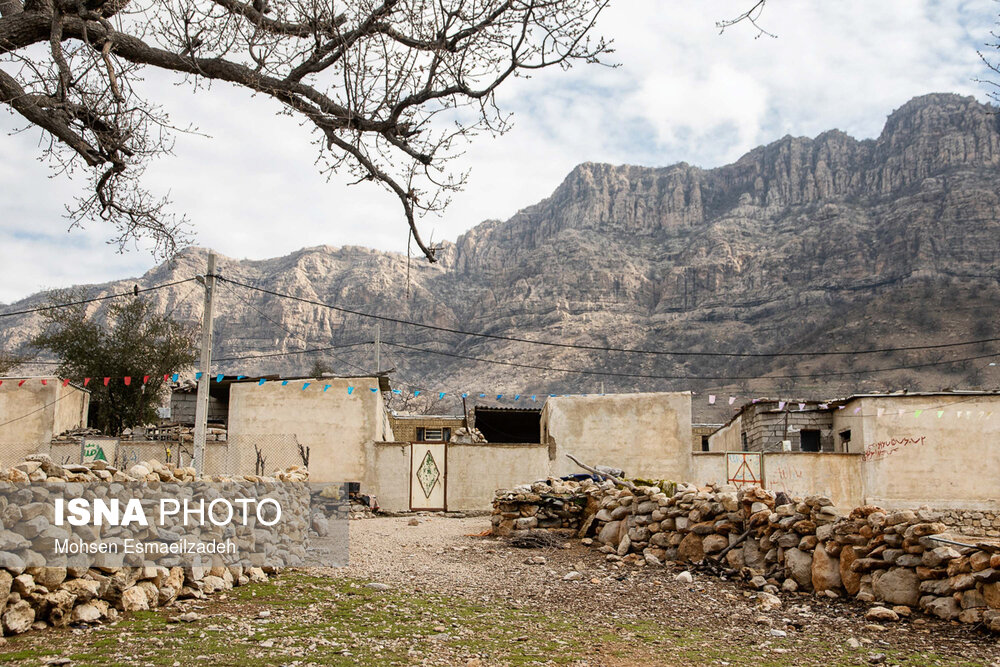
1,0 -> 997,303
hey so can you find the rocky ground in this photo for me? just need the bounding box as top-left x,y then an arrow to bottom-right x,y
0,516 -> 997,666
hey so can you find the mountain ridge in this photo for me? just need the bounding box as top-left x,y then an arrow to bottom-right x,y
3,93 -> 1000,419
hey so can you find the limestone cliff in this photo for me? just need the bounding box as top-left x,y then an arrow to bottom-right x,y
3,94 -> 999,420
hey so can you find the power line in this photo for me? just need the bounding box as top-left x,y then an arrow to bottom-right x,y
0,278 -> 198,318
217,276 -> 1000,359
381,341 -> 1000,381
216,280 -> 372,376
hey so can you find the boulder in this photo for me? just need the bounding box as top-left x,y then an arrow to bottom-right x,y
2,600 -> 35,635
840,546 -> 862,595
677,533 -> 705,562
811,544 -> 841,593
598,520 -> 622,546
702,534 -> 728,554
784,548 -> 813,591
872,568 -> 921,607
865,606 -> 899,622
925,596 -> 961,621
120,586 -> 150,612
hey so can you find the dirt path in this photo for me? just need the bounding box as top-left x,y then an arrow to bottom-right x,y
0,515 -> 998,666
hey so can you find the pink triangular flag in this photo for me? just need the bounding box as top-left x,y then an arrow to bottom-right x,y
123,377 -> 131,386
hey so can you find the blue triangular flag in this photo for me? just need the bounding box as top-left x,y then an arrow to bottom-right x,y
216,374 -> 224,383
302,383 -> 310,390
324,384 -> 331,392
439,392 -> 445,399
195,372 -> 202,380
171,373 -> 179,382
461,393 -> 468,398
514,394 -> 520,401
237,375 -> 246,380
370,388 -> 377,393
282,380 -> 289,386
258,379 -> 266,385
497,394 -> 503,399
479,393 -> 485,398
347,386 -> 354,394
393,389 -> 401,394
531,395 -> 536,401
414,390 -> 420,396
549,394 -> 556,397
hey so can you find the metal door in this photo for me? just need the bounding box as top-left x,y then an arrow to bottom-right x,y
410,443 -> 446,511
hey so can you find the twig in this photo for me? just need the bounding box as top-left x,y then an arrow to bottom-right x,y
565,453 -> 638,492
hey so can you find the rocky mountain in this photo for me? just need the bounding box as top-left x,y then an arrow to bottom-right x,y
3,93 -> 1000,421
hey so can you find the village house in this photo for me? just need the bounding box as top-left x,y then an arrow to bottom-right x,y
0,377 -> 89,455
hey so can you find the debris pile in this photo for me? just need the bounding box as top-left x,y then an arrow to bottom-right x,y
0,455 -> 309,635
491,477 -> 612,534
491,478 -> 1000,633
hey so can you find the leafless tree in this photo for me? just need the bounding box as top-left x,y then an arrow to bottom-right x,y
0,0 -> 611,260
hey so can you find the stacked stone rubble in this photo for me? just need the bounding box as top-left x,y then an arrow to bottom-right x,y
0,455 -> 308,635
491,477 -> 613,534
490,480 -> 1000,633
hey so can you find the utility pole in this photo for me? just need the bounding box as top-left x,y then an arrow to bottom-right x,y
193,252 -> 217,474
374,322 -> 381,374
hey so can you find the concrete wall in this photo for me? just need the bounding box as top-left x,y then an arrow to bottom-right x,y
446,443 -> 550,510
0,380 -> 89,445
365,441 -> 550,512
541,392 -> 692,481
227,377 -> 392,483
708,416 -> 742,452
762,453 -> 863,510
690,452 -> 726,485
365,442 -> 410,512
845,396 -> 1000,510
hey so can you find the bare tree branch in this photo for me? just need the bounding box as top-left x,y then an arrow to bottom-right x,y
0,0 -> 613,261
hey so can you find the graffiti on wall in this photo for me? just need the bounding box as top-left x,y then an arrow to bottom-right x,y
768,462 -> 805,497
862,436 -> 927,461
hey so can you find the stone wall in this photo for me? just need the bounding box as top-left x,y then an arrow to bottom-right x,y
491,478 -> 1000,634
940,509 -> 1000,539
0,455 -> 311,636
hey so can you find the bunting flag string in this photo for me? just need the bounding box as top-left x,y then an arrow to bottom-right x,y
1,372 -> 996,421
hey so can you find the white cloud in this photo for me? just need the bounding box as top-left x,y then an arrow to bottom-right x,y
1,0 -> 998,301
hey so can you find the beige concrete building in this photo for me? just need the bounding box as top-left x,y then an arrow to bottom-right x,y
226,375 -> 394,483
699,391 -> 1000,519
0,377 -> 90,446
541,392 -> 693,480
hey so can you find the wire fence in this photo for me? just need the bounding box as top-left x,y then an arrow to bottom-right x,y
1,434 -> 308,477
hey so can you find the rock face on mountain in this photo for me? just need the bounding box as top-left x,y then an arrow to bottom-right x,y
3,94 -> 1000,419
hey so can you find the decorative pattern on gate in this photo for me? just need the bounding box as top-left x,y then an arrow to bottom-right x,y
416,450 -> 441,498
726,452 -> 763,488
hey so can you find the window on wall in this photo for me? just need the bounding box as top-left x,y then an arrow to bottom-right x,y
701,435 -> 710,452
839,429 -> 851,451
741,432 -> 748,452
416,427 -> 450,442
800,429 -> 821,452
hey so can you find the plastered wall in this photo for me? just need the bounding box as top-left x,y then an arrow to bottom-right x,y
542,392 -> 692,480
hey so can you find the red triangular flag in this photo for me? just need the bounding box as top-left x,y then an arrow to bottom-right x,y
40,379 -> 47,385
143,375 -> 150,385
62,379 -> 71,387
0,380 -> 3,386
84,378 -> 91,386
103,377 -> 110,386
164,374 -> 170,382
124,377 -> 131,386
18,380 -> 26,387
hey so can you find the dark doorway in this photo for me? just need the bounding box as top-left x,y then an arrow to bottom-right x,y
800,429 -> 821,452
473,407 -> 541,443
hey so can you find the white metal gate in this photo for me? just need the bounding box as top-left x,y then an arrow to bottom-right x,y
410,443 -> 447,511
